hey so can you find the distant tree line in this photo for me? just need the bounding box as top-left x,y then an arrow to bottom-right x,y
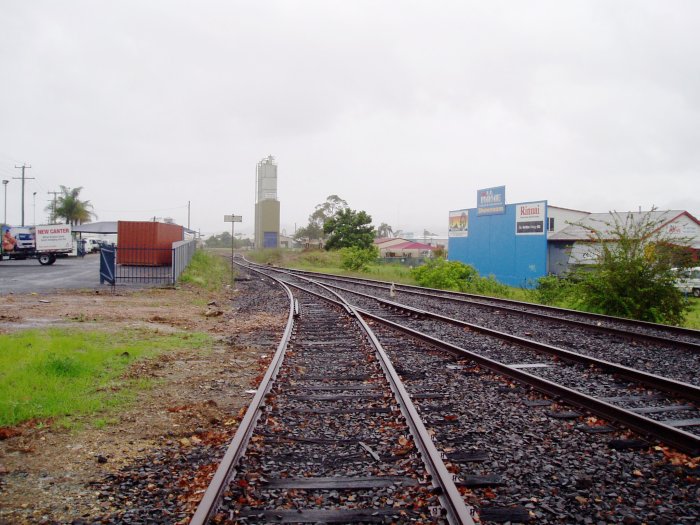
205,231 -> 253,249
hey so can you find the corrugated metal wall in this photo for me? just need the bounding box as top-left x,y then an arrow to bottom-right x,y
117,221 -> 184,266
448,202 -> 548,287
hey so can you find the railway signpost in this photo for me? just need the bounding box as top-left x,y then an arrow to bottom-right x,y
224,214 -> 242,286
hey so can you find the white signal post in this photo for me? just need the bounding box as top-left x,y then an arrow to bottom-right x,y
224,214 -> 243,286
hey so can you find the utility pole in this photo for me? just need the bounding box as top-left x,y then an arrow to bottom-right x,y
47,191 -> 60,224
33,192 -> 37,225
2,180 -> 8,225
13,164 -> 34,226
187,200 -> 191,230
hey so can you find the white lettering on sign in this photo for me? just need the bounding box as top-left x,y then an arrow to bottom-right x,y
480,191 -> 503,205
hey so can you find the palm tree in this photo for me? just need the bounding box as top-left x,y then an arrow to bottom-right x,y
48,186 -> 96,225
376,222 -> 394,238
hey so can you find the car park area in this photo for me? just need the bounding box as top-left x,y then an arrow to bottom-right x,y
0,254 -> 102,294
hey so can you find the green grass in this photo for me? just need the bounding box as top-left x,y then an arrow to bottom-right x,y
683,298 -> 700,329
179,249 -> 231,290
246,249 -> 418,285
0,328 -> 210,428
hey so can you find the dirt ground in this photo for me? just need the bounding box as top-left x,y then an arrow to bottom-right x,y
0,281 -> 285,524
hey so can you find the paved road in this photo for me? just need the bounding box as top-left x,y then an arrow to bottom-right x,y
0,254 -> 104,294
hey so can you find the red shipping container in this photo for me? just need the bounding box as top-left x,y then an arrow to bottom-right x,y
117,221 -> 183,266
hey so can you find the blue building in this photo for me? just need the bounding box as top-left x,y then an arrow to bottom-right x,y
448,186 -> 551,288
448,186 -> 700,288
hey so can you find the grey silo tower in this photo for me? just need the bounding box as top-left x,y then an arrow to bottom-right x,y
254,155 -> 281,249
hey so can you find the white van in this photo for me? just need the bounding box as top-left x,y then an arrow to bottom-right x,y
675,267 -> 700,297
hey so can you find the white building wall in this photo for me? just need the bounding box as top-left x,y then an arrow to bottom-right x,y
662,214 -> 700,249
547,207 -> 589,237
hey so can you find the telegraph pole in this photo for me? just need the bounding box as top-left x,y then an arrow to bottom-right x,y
187,200 -> 191,230
2,180 -> 8,225
13,164 -> 34,226
47,191 -> 60,224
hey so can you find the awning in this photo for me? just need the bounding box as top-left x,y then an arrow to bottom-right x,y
71,221 -> 118,234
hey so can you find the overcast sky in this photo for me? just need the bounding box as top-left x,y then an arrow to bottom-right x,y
1,1 -> 698,238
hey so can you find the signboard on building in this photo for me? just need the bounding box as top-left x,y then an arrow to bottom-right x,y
448,210 -> 469,237
515,201 -> 546,235
477,186 -> 506,216
663,214 -> 700,246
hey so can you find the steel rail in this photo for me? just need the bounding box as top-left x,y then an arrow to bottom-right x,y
357,308 -> 700,457
250,262 -> 700,454
280,267 -> 700,346
240,263 -> 476,524
304,279 -> 700,404
284,268 -> 700,352
189,273 -> 296,525
352,307 -> 476,525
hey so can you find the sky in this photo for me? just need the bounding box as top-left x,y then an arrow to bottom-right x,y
1,1 -> 698,239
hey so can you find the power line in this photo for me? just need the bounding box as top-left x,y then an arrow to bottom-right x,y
13,164 -> 34,226
99,205 -> 188,213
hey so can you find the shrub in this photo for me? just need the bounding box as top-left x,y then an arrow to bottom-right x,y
412,259 -> 480,292
535,274 -> 579,305
340,246 -> 378,272
470,274 -> 512,296
545,210 -> 692,325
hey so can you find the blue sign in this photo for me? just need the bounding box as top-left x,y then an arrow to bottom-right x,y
477,186 -> 506,216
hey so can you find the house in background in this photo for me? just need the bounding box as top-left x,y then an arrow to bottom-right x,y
547,209 -> 700,275
375,237 -> 435,259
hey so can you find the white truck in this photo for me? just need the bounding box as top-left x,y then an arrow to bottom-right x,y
675,267 -> 700,298
1,224 -> 74,265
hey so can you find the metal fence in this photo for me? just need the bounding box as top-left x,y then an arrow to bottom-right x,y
100,240 -> 197,286
377,256 -> 429,268
172,239 -> 197,282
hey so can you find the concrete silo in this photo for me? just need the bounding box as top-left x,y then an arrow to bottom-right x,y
254,155 -> 280,249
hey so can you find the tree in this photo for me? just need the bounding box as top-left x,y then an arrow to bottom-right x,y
323,208 -> 376,250
376,223 -> 394,238
311,194 -> 348,223
412,258 -> 510,295
208,231 -> 232,247
47,186 -> 96,225
204,232 -> 252,249
567,209 -> 692,325
294,195 -> 349,243
340,246 -> 379,271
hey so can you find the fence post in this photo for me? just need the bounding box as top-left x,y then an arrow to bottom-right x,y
99,245 -> 116,285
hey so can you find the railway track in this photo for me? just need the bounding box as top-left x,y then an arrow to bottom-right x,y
279,268 -> 700,351
187,260 -> 699,524
191,269 -> 475,524
244,262 -> 700,457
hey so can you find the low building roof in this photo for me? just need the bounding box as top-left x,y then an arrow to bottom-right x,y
374,237 -> 412,246
71,221 -> 118,234
382,241 -> 435,251
548,210 -> 700,248
72,221 -> 196,235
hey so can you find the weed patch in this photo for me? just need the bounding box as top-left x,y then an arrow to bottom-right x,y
180,250 -> 230,291
0,329 -> 210,427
